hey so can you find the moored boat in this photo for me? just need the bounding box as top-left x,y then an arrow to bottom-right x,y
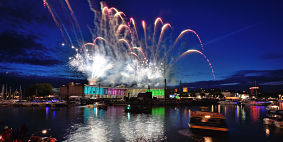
263,110 -> 283,128
189,110 -> 228,132
28,129 -> 56,142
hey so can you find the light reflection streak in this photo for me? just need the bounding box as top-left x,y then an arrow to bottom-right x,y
204,137 -> 213,142
95,107 -> 98,117
46,107 -> 49,120
83,107 -> 90,123
127,112 -> 130,120
250,106 -> 259,123
53,111 -> 55,120
236,105 -> 240,121
188,109 -> 191,123
64,120 -> 111,142
265,128 -> 270,136
241,106 -> 246,120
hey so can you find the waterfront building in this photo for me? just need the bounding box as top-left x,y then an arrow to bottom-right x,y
84,85 -> 127,99
249,86 -> 259,97
60,82 -> 165,99
221,91 -> 235,97
60,82 -> 84,99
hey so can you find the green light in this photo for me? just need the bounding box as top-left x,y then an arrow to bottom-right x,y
146,89 -> 164,96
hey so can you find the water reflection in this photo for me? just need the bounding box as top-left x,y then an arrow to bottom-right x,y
152,107 -> 165,117
204,136 -> 213,142
127,112 -> 130,120
53,111 -> 55,120
265,127 -> 270,136
249,106 -> 266,123
187,130 -> 228,142
236,105 -> 240,121
65,107 -> 112,141
65,120 -> 111,142
45,107 -> 49,120
120,114 -> 165,141
241,106 -> 246,120
64,106 -> 165,141
3,105 -> 283,141
250,106 -> 259,123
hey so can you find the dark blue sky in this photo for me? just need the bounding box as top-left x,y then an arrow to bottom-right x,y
0,0 -> 283,91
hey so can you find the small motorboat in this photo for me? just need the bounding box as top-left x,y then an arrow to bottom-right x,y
189,109 -> 228,132
28,129 -> 56,142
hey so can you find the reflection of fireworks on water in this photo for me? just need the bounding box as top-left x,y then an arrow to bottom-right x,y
44,0 -> 215,87
120,114 -> 166,141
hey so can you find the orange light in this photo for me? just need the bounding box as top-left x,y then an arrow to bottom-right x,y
42,129 -> 47,134
204,115 -> 211,119
183,87 -> 188,92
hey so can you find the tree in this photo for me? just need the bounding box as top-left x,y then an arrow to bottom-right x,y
26,83 -> 53,97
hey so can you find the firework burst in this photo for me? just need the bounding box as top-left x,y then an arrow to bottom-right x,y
44,1 -> 215,87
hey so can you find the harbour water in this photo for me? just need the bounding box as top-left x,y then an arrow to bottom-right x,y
1,105 -> 283,142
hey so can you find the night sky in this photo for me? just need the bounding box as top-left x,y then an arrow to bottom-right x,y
0,0 -> 283,92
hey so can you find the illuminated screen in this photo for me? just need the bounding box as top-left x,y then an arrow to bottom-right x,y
107,88 -> 126,95
146,89 -> 164,96
84,86 -> 105,95
84,86 -> 127,95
